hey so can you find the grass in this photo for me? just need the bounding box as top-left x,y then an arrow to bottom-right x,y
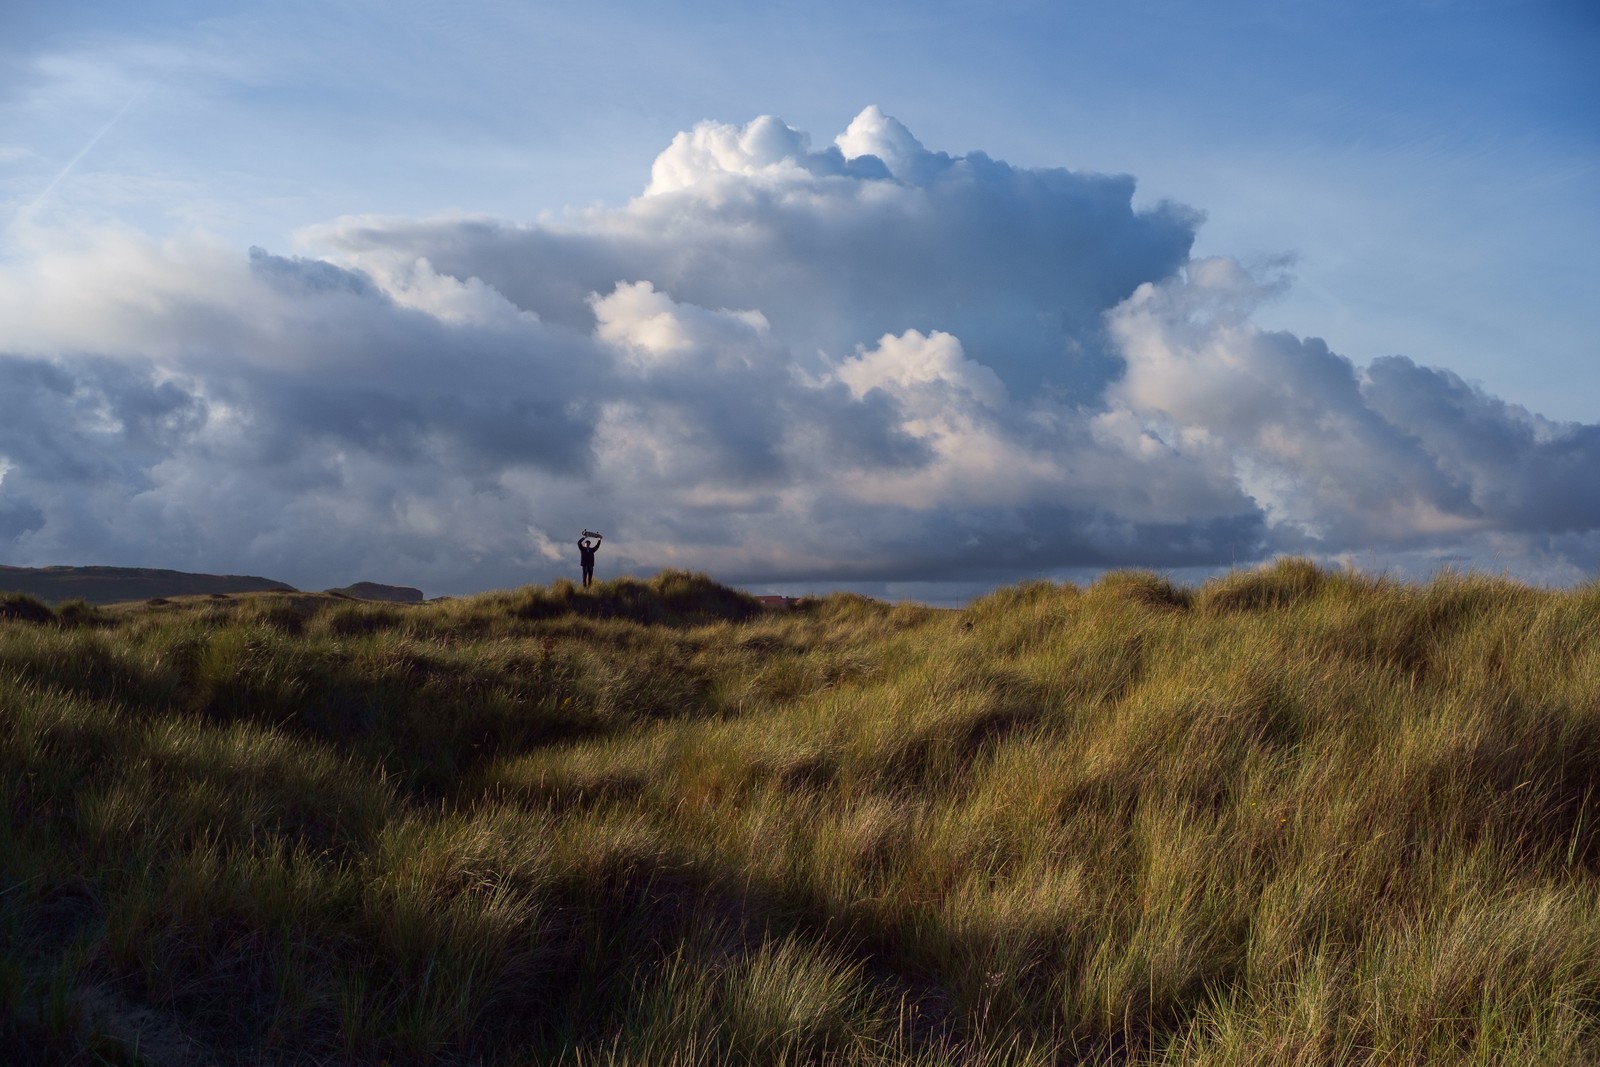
2,560 -> 1598,1064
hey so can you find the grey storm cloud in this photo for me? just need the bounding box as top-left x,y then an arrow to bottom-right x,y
0,107 -> 1597,594
1361,356 -> 1600,535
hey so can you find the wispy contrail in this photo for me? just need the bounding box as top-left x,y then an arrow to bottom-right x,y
20,86 -> 149,222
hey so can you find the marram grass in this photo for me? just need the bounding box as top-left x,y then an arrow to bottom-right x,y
2,563 -> 1598,1064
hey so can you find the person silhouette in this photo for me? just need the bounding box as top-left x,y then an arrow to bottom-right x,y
577,532 -> 602,588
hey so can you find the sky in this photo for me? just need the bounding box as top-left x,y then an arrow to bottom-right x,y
1,0 -> 1597,601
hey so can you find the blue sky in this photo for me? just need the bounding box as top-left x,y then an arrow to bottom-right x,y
2,0 -> 1597,598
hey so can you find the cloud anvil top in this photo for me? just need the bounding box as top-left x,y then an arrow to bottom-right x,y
2,108 -> 1598,596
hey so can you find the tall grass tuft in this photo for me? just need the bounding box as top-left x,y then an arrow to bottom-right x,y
0,592 -> 54,624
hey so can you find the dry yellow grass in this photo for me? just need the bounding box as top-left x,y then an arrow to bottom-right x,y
2,563 -> 1598,1064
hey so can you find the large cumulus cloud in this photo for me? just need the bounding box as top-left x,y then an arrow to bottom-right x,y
311,107 -> 1198,401
1,108 -> 1597,595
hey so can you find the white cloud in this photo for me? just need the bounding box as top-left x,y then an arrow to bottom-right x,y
835,329 -> 1005,410
0,108 -> 1596,595
1104,257 -> 1600,559
835,105 -> 939,184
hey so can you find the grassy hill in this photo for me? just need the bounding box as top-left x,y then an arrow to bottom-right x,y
2,562 -> 1598,1064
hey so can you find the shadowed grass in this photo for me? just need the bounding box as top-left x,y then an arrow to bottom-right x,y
0,592 -> 54,624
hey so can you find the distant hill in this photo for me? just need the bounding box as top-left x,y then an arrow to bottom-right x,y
0,565 -> 296,605
328,581 -> 425,603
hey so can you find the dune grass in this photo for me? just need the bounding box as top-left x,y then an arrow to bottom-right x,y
2,561 -> 1598,1064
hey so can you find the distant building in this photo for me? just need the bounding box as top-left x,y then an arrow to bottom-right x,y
754,595 -> 800,609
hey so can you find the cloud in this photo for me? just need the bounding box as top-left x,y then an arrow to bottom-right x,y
0,108 -> 1596,595
1104,257 -> 1600,558
309,107 -> 1198,402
